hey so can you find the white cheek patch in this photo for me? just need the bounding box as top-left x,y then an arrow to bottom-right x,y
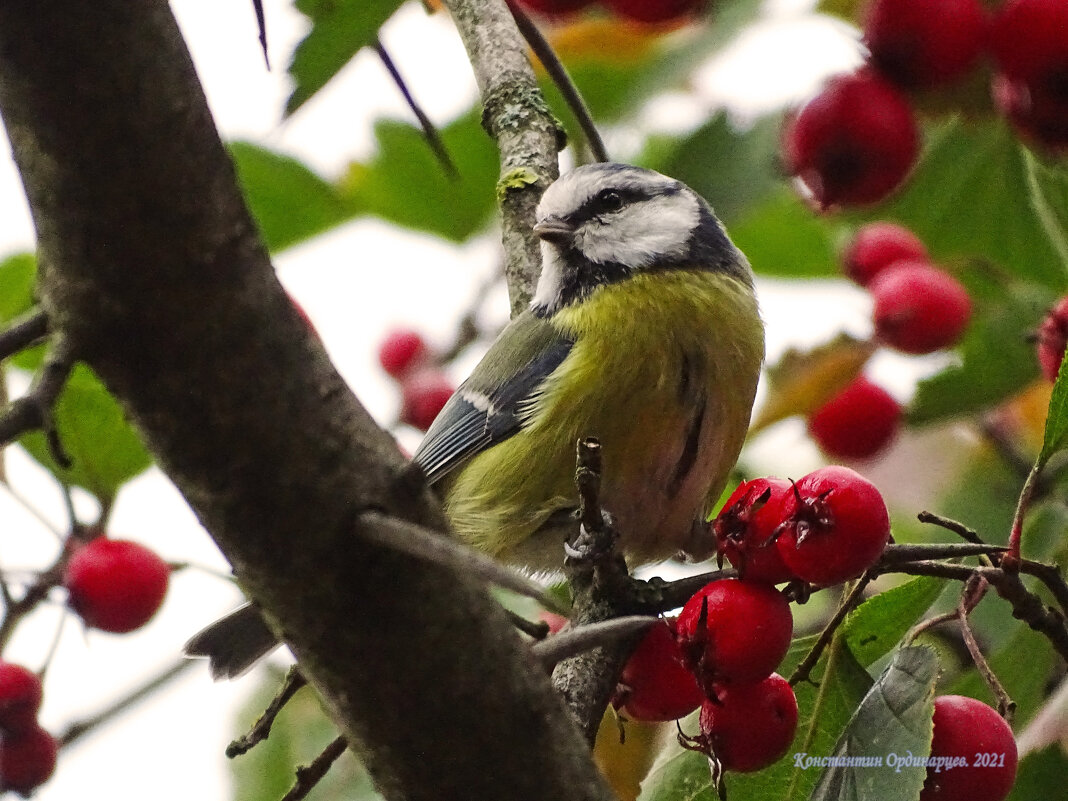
532,242 -> 565,310
575,193 -> 699,269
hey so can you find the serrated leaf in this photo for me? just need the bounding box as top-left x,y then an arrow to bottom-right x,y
730,190 -> 842,279
340,110 -> 499,242
751,333 -> 876,434
18,364 -> 152,501
230,142 -> 356,253
808,646 -> 938,801
1039,349 -> 1068,462
843,577 -> 947,668
908,279 -> 1054,426
285,0 -> 403,116
1006,746 -> 1068,801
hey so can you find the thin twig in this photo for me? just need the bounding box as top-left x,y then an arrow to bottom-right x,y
1019,559 -> 1068,616
374,39 -> 457,178
0,309 -> 48,361
1005,461 -> 1043,571
957,588 -> 1015,719
575,437 -> 604,539
507,1 -> 609,163
903,610 -> 961,647
880,542 -> 1007,563
251,0 -> 269,68
357,510 -> 567,614
788,572 -> 873,686
281,735 -> 349,801
916,511 -> 982,543
0,337 -> 75,467
59,660 -> 196,746
508,609 -> 552,639
227,666 -> 308,757
532,616 -> 656,668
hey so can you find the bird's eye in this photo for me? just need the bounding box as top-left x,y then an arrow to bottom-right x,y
596,189 -> 623,212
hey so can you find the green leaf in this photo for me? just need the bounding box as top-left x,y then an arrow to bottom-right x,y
233,668 -> 384,801
19,364 -> 152,501
0,252 -> 35,323
286,0 -> 402,116
231,142 -> 356,253
908,279 -> 1055,425
843,577 -> 947,667
808,646 -> 938,801
1007,746 -> 1068,801
341,110 -> 499,242
644,113 -> 783,226
730,190 -> 842,279
855,118 -> 1068,291
1040,344 -> 1068,461
948,620 -> 1056,726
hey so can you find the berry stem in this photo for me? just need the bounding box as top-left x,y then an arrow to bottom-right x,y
788,572 -> 873,687
957,587 -> 1015,720
1004,460 -> 1044,571
227,666 -> 308,758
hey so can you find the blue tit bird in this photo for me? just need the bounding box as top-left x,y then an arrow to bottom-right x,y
186,162 -> 764,678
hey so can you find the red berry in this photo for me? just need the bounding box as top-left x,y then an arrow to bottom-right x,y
807,377 -> 901,461
512,0 -> 592,19
775,466 -> 890,586
842,222 -> 928,287
713,478 -> 797,584
863,0 -> 988,90
676,579 -> 793,686
603,0 -> 702,25
1036,297 -> 1068,381
537,611 -> 569,635
782,70 -> 919,208
870,261 -> 972,354
989,0 -> 1068,151
919,696 -> 1018,801
64,538 -> 170,633
0,726 -> 57,794
613,619 -> 703,722
378,329 -> 431,380
692,674 -> 798,772
400,370 -> 454,432
0,665 -> 42,735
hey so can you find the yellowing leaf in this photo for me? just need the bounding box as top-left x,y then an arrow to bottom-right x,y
751,334 -> 876,434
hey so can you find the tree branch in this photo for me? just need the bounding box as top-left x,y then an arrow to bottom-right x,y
0,3 -> 613,799
442,0 -> 564,313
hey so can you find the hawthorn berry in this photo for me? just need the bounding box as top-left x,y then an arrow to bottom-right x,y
613,619 -> 703,722
807,376 -> 901,461
0,726 -> 57,795
919,695 -> 1018,801
603,0 -> 702,25
676,579 -> 793,686
782,70 -> 919,208
400,369 -> 454,431
0,665 -> 42,735
377,329 -> 432,380
64,538 -> 170,634
863,0 -> 987,90
775,466 -> 891,586
690,674 -> 798,773
713,478 -> 797,584
1035,296 -> 1068,381
870,260 -> 972,354
842,222 -> 928,287
989,0 -> 1068,151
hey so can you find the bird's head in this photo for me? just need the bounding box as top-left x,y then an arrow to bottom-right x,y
530,163 -> 751,317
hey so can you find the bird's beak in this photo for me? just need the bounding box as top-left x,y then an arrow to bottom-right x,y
533,216 -> 575,245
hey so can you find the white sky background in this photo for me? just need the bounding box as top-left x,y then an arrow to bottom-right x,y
0,2 -> 887,798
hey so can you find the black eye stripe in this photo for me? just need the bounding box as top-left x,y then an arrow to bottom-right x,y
568,186 -> 650,225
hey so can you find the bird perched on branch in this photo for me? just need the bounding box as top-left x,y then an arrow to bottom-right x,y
186,162 -> 765,678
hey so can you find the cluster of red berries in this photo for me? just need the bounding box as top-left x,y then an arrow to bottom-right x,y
807,222 -> 972,461
784,0 -> 1068,209
612,466 -> 891,773
0,663 -> 55,795
377,330 -> 455,432
513,0 -> 702,26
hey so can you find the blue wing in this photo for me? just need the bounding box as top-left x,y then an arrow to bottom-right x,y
413,311 -> 573,485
